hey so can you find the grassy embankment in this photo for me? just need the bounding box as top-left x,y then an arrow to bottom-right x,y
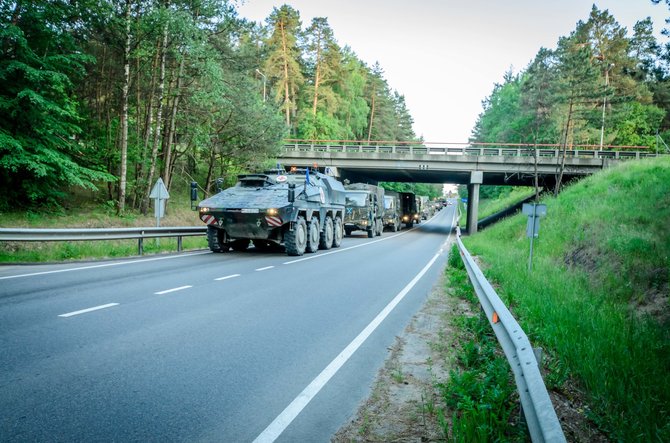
454,157 -> 669,440
457,187 -> 535,228
0,191 -> 207,263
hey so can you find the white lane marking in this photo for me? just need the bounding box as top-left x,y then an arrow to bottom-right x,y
59,303 -> 119,318
154,285 -> 192,295
252,252 -> 441,443
255,266 -> 275,272
214,274 -> 241,281
0,251 -> 211,281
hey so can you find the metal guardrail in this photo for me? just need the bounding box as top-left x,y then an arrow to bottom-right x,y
0,227 -> 207,255
282,143 -> 659,160
455,226 -> 566,442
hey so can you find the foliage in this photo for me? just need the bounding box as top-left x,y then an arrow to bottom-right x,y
380,182 -> 442,199
1,1 -> 419,211
472,5 -> 668,152
0,1 -> 114,208
462,156 -> 670,441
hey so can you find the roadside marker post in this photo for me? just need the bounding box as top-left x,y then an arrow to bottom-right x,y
150,178 -> 170,247
522,203 -> 547,271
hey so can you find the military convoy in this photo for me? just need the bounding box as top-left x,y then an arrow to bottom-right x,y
343,183 -> 385,238
195,168 -> 345,256
194,168 -> 445,254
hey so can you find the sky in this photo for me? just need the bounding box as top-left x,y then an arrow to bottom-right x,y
236,0 -> 670,143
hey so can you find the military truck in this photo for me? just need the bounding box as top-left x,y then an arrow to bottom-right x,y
383,190 -> 401,232
195,168 -> 346,256
398,191 -> 420,228
343,183 -> 385,238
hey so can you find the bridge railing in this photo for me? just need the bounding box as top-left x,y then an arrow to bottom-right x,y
282,142 -> 659,160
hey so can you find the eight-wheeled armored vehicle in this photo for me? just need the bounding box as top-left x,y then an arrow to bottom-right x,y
343,183 -> 385,238
196,168 -> 345,256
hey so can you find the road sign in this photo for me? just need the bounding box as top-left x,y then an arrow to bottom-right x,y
150,178 -> 170,224
522,203 -> 547,271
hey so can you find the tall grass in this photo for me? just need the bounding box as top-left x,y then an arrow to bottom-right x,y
463,157 -> 670,441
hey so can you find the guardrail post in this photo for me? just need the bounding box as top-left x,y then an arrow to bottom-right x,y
177,236 -> 183,252
138,237 -> 143,256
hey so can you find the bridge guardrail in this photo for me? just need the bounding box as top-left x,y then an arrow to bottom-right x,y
283,143 -> 659,160
0,227 -> 207,255
455,226 -> 566,442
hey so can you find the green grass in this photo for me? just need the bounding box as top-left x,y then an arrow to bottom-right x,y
436,247 -> 527,442
0,192 -> 207,263
458,187 -> 534,227
462,157 -> 670,441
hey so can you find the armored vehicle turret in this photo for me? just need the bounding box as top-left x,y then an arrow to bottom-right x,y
196,168 -> 345,256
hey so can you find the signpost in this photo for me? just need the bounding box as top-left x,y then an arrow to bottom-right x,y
149,178 -> 170,228
522,203 -> 547,271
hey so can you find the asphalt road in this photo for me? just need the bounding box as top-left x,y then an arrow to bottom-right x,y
0,205 -> 457,442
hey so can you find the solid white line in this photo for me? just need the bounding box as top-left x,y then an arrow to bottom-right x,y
0,251 -> 211,280
214,274 -> 241,281
252,252 -> 441,443
59,303 -> 119,318
255,266 -> 275,272
154,285 -> 192,295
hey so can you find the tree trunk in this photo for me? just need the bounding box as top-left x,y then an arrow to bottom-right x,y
141,22 -> 168,215
555,100 -> 573,197
117,0 -> 131,215
312,29 -> 322,116
163,54 -> 184,192
279,20 -> 291,126
367,88 -> 376,142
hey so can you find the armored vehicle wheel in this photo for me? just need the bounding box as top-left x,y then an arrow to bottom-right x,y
376,219 -> 382,236
285,216 -> 307,256
405,221 -> 413,229
367,222 -> 374,238
332,217 -> 343,248
319,216 -> 334,250
345,227 -> 352,237
231,239 -> 250,251
207,226 -> 229,252
306,217 -> 320,253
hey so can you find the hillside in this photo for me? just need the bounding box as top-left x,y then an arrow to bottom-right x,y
462,156 -> 670,440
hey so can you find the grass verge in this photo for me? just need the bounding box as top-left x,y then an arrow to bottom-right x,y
435,245 -> 527,442
0,193 -> 206,263
462,157 -> 670,441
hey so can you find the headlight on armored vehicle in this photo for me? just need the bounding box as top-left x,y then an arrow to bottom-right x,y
200,207 -> 210,213
266,208 -> 279,216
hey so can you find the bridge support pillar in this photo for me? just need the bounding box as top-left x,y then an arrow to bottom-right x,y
466,171 -> 483,235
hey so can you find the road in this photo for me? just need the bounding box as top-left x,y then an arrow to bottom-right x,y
0,205 -> 457,442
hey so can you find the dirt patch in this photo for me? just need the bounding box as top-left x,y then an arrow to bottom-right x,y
332,269 -> 456,442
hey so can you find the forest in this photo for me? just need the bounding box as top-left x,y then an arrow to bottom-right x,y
2,2 -> 669,211
472,4 -> 670,154
0,0 -> 419,211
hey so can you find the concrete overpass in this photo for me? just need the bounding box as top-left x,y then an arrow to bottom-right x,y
277,142 -> 658,233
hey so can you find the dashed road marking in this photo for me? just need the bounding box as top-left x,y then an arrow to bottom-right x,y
59,303 -> 119,318
154,285 -> 192,295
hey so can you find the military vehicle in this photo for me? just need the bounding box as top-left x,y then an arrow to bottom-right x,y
343,183 -> 385,238
195,168 -> 346,256
398,191 -> 420,228
383,190 -> 401,232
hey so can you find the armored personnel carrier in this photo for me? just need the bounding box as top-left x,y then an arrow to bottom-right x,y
343,183 -> 385,238
196,168 -> 346,256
